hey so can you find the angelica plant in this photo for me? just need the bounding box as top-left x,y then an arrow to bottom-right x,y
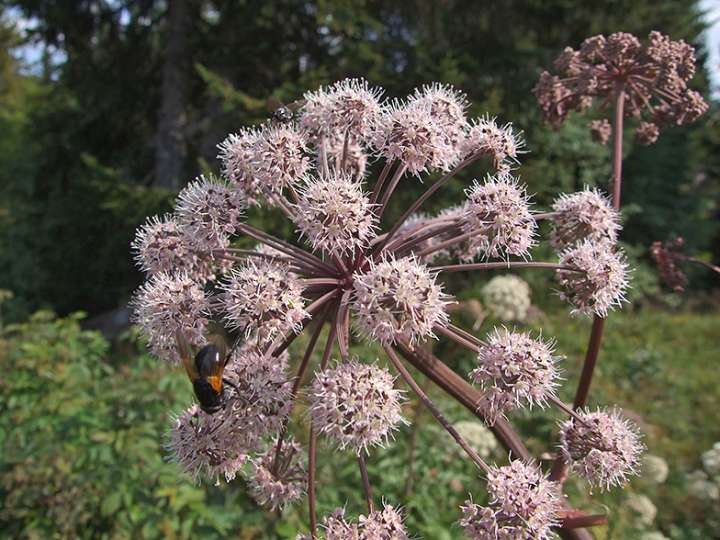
129,33 -> 706,537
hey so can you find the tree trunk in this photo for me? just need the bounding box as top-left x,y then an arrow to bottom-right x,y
154,0 -> 190,189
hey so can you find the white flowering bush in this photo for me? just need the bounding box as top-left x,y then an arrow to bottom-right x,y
686,442 -> 720,503
129,30 -> 707,539
481,274 -> 532,322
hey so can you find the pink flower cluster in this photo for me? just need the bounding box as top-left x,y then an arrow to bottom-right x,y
126,68 -> 682,537
470,328 -> 561,424
309,359 -> 405,454
460,461 -> 562,539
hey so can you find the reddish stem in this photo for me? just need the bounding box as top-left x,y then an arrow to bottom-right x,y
384,345 -> 490,473
432,262 -> 579,273
377,152 -> 483,254
572,82 -> 625,411
358,454 -> 374,513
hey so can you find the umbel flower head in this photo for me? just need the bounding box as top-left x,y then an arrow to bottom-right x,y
217,127 -> 263,205
131,75 -> 644,537
372,99 -> 457,175
550,187 -> 620,250
481,274 -> 532,322
219,259 -> 309,342
130,271 -> 210,363
249,123 -> 310,199
309,359 -> 405,454
352,256 -> 452,346
167,344 -> 294,484
166,404 -> 249,483
460,460 -> 562,540
175,175 -> 245,247
534,31 -> 708,140
294,172 -> 377,256
301,77 -> 383,142
461,115 -> 525,168
559,407 -> 644,489
247,437 -> 306,510
463,173 -> 537,260
318,504 -> 409,540
470,328 -> 561,424
556,239 -> 629,317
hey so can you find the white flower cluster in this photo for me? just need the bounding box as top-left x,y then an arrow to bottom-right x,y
463,174 -> 537,260
686,441 -> 720,501
481,274 -> 532,322
294,172 -> 377,256
451,421 -> 498,459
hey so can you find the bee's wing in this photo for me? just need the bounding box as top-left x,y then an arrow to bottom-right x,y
267,97 -> 284,112
207,334 -> 229,368
287,98 -> 306,112
175,330 -> 199,380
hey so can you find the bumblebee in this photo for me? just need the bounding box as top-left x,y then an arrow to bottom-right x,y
175,331 -> 236,414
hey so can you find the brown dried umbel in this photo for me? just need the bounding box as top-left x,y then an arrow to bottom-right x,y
650,237 -> 688,292
650,237 -> 720,292
534,31 -> 708,144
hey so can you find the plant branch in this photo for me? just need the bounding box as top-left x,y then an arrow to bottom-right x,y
378,152 -> 482,253
384,345 -> 490,473
432,262 -> 580,273
358,454 -> 374,513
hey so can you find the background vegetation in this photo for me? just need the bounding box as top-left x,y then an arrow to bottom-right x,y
0,1 -> 718,538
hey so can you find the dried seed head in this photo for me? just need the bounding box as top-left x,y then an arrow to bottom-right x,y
130,271 -> 210,363
247,437 -> 306,510
556,239 -> 630,317
650,237 -> 688,292
352,256 -> 452,346
535,31 -> 708,135
635,121 -> 660,145
463,174 -> 537,260
470,328 -> 561,424
219,260 -> 309,342
175,176 -> 245,247
589,119 -> 611,144
551,188 -> 620,250
294,173 -> 377,256
309,359 -> 405,454
559,407 -> 644,489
